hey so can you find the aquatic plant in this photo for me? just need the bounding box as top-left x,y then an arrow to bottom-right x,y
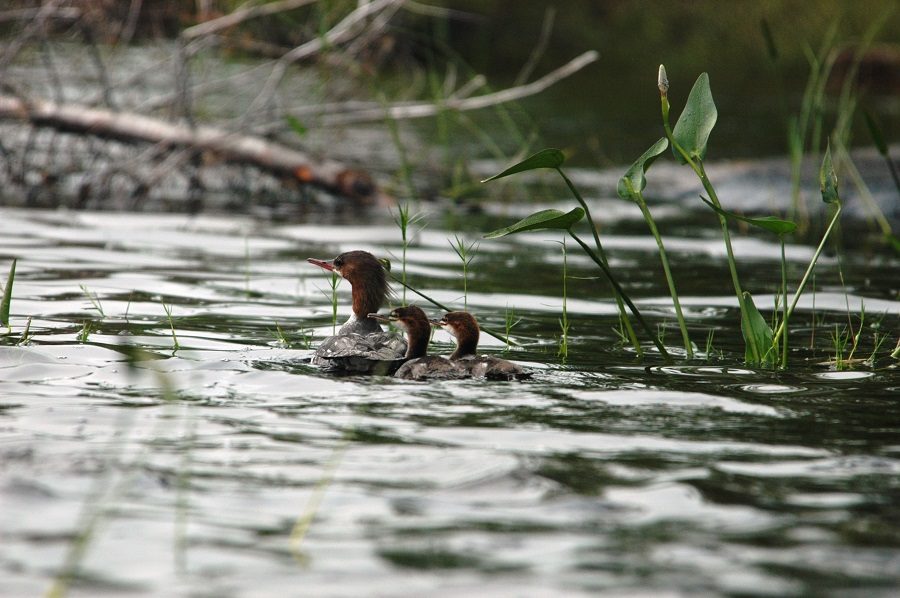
772,143 -> 844,359
315,270 -> 341,335
658,66 -> 771,365
503,305 -> 521,352
17,317 -> 33,346
271,322 -> 290,347
162,300 -> 180,351
1,258 -> 15,330
391,202 -> 425,302
557,238 -> 569,361
618,137 -> 693,358
80,284 -> 106,318
449,234 -> 478,310
77,320 -> 92,343
481,150 -> 670,361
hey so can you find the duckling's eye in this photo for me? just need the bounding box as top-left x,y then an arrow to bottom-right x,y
334,257 -> 344,268
390,310 -> 399,318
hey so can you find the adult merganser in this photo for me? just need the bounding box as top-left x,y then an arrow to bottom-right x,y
368,306 -> 469,380
431,311 -> 531,381
306,250 -> 406,374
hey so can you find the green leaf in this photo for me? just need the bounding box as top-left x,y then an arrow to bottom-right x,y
481,148 -> 566,182
484,208 -> 585,239
285,114 -> 308,138
741,291 -> 775,366
700,197 -> 797,235
819,142 -> 840,204
672,73 -> 717,164
617,137 -> 669,201
1,259 -> 15,327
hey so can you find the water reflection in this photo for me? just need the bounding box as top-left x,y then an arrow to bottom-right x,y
1,207 -> 899,596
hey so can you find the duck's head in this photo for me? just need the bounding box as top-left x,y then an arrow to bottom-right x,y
307,250 -> 390,319
369,305 -> 430,359
431,311 -> 479,359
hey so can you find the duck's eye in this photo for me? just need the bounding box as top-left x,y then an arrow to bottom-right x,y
334,258 -> 343,268
390,311 -> 399,318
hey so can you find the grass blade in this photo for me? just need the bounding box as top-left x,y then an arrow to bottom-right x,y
1,259 -> 16,328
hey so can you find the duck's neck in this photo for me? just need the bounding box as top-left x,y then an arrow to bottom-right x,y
405,320 -> 431,359
350,279 -> 386,333
451,330 -> 479,360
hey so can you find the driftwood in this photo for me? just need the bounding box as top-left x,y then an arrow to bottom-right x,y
0,0 -> 599,210
0,94 -> 381,203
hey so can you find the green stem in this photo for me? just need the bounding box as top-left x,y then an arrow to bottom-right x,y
569,232 -> 671,362
773,204 -> 843,340
780,236 -> 789,369
661,117 -> 759,363
556,167 -> 644,356
385,271 -> 517,347
636,194 -> 693,358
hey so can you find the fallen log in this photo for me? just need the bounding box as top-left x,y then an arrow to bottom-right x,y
0,94 -> 381,204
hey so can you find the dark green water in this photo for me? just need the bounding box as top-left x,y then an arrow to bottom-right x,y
1,200 -> 898,596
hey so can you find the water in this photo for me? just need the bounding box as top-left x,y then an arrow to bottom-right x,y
1,204 -> 899,597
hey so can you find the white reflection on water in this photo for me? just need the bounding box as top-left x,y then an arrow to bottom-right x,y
1,206 -> 899,597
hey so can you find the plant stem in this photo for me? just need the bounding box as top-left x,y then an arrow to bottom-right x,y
780,236 -> 789,369
774,204 -> 842,340
635,195 -> 693,358
569,232 -> 671,361
385,270 -> 517,347
661,119 -> 759,363
555,167 -> 644,356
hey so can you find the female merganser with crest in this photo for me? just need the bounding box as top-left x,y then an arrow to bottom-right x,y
306,250 -> 406,374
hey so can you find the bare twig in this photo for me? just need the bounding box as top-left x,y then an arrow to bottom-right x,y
0,0 -> 64,76
80,22 -> 117,110
120,0 -> 144,46
515,6 -> 556,86
245,0 -> 401,117
321,50 -> 599,125
182,0 -> 318,40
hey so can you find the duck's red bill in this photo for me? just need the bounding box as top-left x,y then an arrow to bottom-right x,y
307,258 -> 334,271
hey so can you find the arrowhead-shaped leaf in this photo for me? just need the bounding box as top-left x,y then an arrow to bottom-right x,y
617,137 -> 669,201
481,148 -> 566,182
700,197 -> 797,235
741,291 -> 775,366
484,207 -> 585,239
672,73 -> 717,164
819,142 -> 840,204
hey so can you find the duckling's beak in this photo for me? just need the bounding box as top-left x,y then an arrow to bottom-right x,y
428,318 -> 447,327
368,312 -> 395,323
306,257 -> 335,272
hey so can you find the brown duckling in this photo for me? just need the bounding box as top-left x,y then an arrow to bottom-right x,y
431,311 -> 531,381
369,306 -> 469,380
